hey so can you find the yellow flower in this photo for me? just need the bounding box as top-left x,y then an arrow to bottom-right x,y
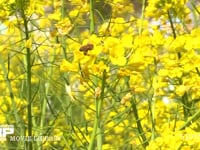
129,72 -> 146,93
158,69 -> 168,77
60,59 -> 78,72
128,52 -> 145,71
121,34 -> 133,48
106,121 -> 115,128
168,35 -> 186,53
48,9 -> 61,21
134,87 -> 146,93
168,67 -> 183,78
55,18 -> 73,35
69,10 -> 79,18
134,34 -> 152,47
176,85 -> 188,96
109,18 -> 127,36
109,55 -> 127,66
89,61 -> 109,76
102,144 -> 113,150
84,104 -> 95,121
117,68 -> 132,77
151,30 -> 165,46
104,37 -> 126,66
114,123 -> 124,134
39,18 -> 52,28
120,93 -> 132,105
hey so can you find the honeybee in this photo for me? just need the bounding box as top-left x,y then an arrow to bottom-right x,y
79,43 -> 94,55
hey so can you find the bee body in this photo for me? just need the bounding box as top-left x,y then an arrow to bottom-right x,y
79,43 -> 94,55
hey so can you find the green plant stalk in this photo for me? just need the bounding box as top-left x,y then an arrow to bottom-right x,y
167,11 -> 191,121
60,0 -> 74,137
167,10 -> 182,58
179,109 -> 200,130
167,10 -> 176,39
196,68 -> 200,76
182,92 -> 189,120
38,51 -> 55,149
60,0 -> 74,134
94,9 -> 105,23
61,0 -> 66,18
61,0 -> 67,59
96,100 -> 103,150
21,8 -> 33,150
173,104 -> 179,131
37,85 -> 48,150
191,1 -> 200,26
89,0 -> 95,33
25,38 -> 32,150
88,115 -> 97,150
138,0 -> 146,34
167,9 -> 184,60
179,18 -> 190,33
88,70 -> 106,150
0,54 -> 24,138
150,98 -> 155,141
131,97 -> 148,148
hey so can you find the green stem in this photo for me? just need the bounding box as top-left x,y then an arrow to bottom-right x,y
167,10 -> 181,59
88,117 -> 98,150
196,67 -> 200,76
36,83 -> 48,150
182,92 -> 189,121
21,6 -> 32,150
131,97 -> 149,148
173,104 -> 179,131
89,0 -> 95,34
167,10 -> 176,39
0,54 -> 24,134
191,1 -> 200,15
138,0 -> 146,34
61,0 -> 67,59
88,70 -> 106,150
61,0 -> 66,18
150,98 -> 156,141
38,51 -> 55,149
179,109 -> 200,130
